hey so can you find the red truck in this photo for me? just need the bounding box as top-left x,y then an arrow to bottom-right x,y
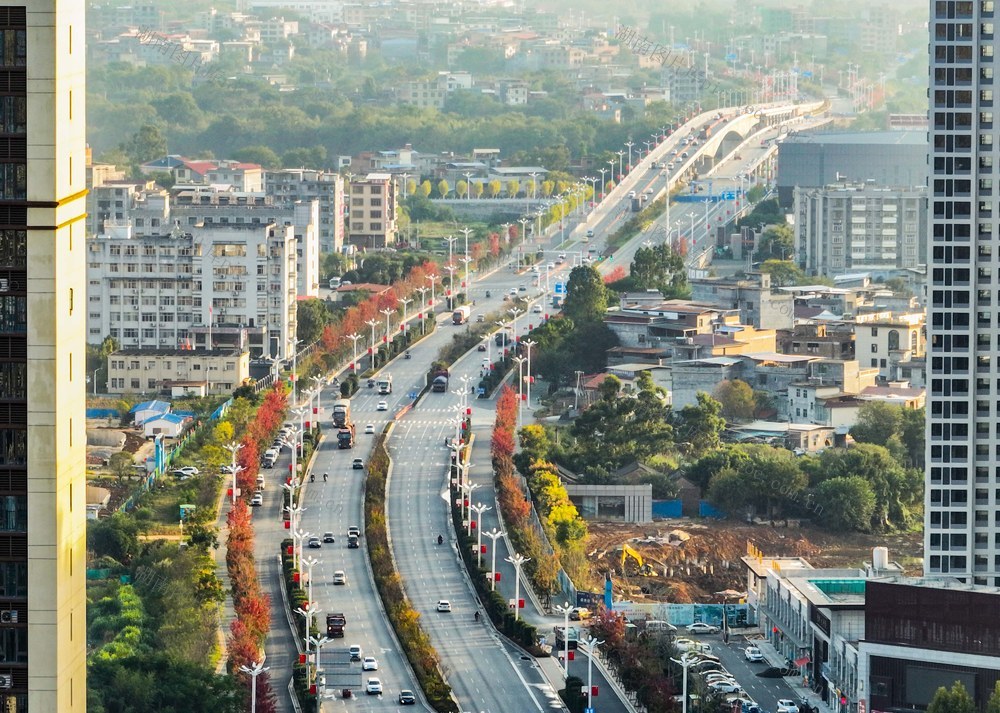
326,612 -> 346,638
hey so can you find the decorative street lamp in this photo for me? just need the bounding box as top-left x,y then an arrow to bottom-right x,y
505,552 -> 531,620
238,659 -> 270,713
484,528 -> 505,590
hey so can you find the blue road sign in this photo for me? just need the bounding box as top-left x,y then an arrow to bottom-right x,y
725,53 -> 737,61
802,70 -> 813,78
555,282 -> 565,294
586,708 -> 595,713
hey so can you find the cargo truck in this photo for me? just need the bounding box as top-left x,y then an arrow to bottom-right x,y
452,305 -> 471,325
337,424 -> 356,449
431,368 -> 449,392
554,625 -> 580,650
326,613 -> 346,638
376,375 -> 392,394
332,399 -> 351,428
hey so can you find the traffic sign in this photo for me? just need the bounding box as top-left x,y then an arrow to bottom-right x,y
555,282 -> 565,294
586,708 -> 595,713
725,53 -> 737,61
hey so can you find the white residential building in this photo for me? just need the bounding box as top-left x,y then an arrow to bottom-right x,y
87,222 -> 298,359
852,312 -> 926,380
794,182 -> 926,276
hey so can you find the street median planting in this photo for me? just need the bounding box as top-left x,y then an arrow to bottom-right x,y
365,432 -> 458,713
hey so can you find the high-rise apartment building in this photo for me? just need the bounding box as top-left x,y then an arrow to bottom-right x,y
22,0 -> 89,708
925,0 -> 998,583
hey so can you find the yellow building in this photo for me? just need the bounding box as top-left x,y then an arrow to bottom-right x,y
23,0 -> 89,708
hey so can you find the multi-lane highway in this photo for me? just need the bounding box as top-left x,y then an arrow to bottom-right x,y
257,99 -> 826,712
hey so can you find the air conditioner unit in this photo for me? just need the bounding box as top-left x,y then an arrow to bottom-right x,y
0,279 -> 9,291
0,610 -> 17,624
0,674 -> 12,689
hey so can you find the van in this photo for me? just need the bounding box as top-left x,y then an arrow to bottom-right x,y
328,276 -> 342,289
256,474 -> 266,490
644,620 -> 677,632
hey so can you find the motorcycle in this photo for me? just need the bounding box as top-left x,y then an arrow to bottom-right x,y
323,472 -> 328,482
485,290 -> 491,298
310,473 -> 315,483
437,534 -> 444,545
405,351 -> 411,359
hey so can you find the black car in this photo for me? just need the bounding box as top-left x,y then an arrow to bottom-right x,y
352,458 -> 364,470
322,532 -> 335,543
398,690 -> 416,705
477,344 -> 487,352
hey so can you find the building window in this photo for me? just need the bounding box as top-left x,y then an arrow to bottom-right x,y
0,163 -> 25,200
0,30 -> 26,68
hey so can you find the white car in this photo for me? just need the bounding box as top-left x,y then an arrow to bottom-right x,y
376,400 -> 388,411
249,493 -> 263,507
365,677 -> 382,695
349,644 -> 362,660
362,656 -> 378,671
777,700 -> 800,713
172,466 -> 199,476
687,622 -> 719,634
709,681 -> 743,694
744,646 -> 764,662
532,304 -> 542,314
704,673 -> 737,684
333,570 -> 347,585
436,600 -> 452,612
364,423 -> 375,434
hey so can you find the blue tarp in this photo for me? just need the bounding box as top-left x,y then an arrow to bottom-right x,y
699,501 -> 726,518
652,499 -> 683,518
86,408 -> 120,419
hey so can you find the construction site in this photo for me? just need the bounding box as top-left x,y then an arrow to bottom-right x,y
585,519 -> 924,603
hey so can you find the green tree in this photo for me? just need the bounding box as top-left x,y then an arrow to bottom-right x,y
120,124 -> 167,165
540,180 -> 555,197
813,476 -> 876,531
756,224 -> 795,260
296,298 -> 331,344
986,680 -> 1000,713
514,424 -> 552,475
233,145 -> 281,169
673,392 -> 726,457
712,380 -> 755,422
88,655 -> 243,713
419,179 -> 432,197
685,445 -> 751,492
88,513 -> 141,564
809,444 -> 918,530
759,259 -> 805,286
629,244 -> 687,298
927,682 -> 976,713
850,401 -> 903,446
109,452 -> 135,483
706,444 -> 807,518
562,265 -> 608,325
437,179 -> 450,198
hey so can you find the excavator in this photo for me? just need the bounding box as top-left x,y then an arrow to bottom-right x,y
620,544 -> 657,577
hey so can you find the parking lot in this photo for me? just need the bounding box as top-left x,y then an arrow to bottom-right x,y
684,630 -> 799,713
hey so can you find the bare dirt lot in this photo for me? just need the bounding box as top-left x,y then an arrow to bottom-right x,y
586,519 -> 923,603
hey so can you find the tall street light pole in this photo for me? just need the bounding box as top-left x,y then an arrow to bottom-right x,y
470,501 -> 491,540
309,635 -> 331,711
670,652 -> 698,713
225,441 -> 244,506
554,602 -> 573,679
522,339 -> 536,415
399,297 -> 413,327
484,528 -> 505,591
365,319 -> 378,368
582,635 -> 605,712
346,332 -> 362,372
512,356 -> 525,429
380,308 -> 393,348
427,274 -> 439,311
239,659 -> 270,713
505,552 -> 530,621
290,337 -> 304,406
